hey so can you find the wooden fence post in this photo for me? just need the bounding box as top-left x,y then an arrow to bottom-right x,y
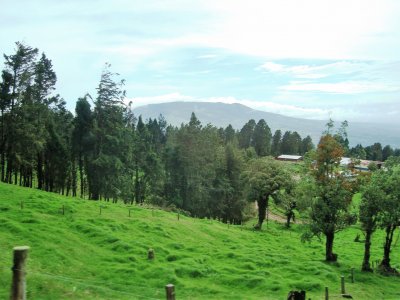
165,284 -> 175,300
177,212 -> 180,221
128,209 -> 131,218
99,206 -> 102,215
351,267 -> 354,283
148,248 -> 155,260
20,201 -> 23,210
10,246 -> 30,300
325,286 -> 329,300
341,275 -> 345,294
62,205 -> 65,215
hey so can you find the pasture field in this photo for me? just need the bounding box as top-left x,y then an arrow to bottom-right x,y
0,182 -> 399,299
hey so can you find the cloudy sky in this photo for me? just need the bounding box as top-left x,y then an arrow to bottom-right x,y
1,0 -> 400,124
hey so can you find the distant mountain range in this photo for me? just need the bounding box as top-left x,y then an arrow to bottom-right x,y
133,102 -> 400,148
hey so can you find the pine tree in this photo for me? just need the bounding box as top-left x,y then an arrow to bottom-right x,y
271,130 -> 282,156
301,135 -> 314,154
72,95 -> 93,198
252,119 -> 271,156
88,63 -> 126,200
238,119 -> 256,149
0,71 -> 13,181
2,42 -> 38,184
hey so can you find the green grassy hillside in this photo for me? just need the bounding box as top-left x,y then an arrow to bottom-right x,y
0,182 -> 399,299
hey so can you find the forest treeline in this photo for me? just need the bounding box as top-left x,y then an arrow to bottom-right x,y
1,42 -> 400,272
1,42 -> 400,220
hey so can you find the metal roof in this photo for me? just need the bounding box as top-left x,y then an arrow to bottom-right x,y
277,155 -> 303,160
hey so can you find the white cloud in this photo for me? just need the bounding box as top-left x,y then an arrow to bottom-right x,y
59,0 -> 400,62
197,54 -> 218,59
259,61 -> 370,79
199,0 -> 400,60
280,81 -> 400,94
259,62 -> 285,73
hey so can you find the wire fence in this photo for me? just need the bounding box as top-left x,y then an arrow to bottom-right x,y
3,266 -> 352,300
9,198 -> 261,232
1,266 -> 164,300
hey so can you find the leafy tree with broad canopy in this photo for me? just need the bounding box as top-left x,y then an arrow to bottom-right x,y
377,162 -> 400,273
359,172 -> 384,272
242,157 -> 293,230
304,134 -> 357,262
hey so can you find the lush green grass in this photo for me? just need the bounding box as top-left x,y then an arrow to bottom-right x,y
0,182 -> 399,299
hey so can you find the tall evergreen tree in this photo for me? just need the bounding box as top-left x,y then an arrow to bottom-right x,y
238,119 -> 256,149
252,119 -> 271,156
350,144 -> 367,159
281,131 -> 292,154
72,95 -> 93,197
88,63 -> 126,200
2,42 -> 38,184
382,145 -> 394,161
32,53 -> 57,190
271,130 -> 282,156
290,131 -> 302,155
0,71 -> 13,181
371,143 -> 383,161
301,135 -> 314,154
224,124 -> 236,144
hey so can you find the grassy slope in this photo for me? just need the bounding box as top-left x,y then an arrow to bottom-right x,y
0,182 -> 399,299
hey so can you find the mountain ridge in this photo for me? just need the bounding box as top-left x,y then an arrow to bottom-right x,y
133,101 -> 400,148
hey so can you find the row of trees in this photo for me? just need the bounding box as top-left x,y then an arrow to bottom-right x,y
0,42 -> 72,192
349,143 -> 399,161
237,119 -> 314,156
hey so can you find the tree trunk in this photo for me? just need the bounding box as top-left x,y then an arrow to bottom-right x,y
325,231 -> 337,262
90,190 -> 99,200
135,164 -> 140,203
19,166 -> 23,186
30,170 -> 33,188
71,158 -> 77,197
37,152 -> 43,189
0,108 -> 4,182
49,177 -> 53,192
254,194 -> 268,230
79,156 -> 84,198
6,157 -> 12,183
0,150 -> 5,182
362,229 -> 373,272
380,224 -> 397,273
286,211 -> 294,228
